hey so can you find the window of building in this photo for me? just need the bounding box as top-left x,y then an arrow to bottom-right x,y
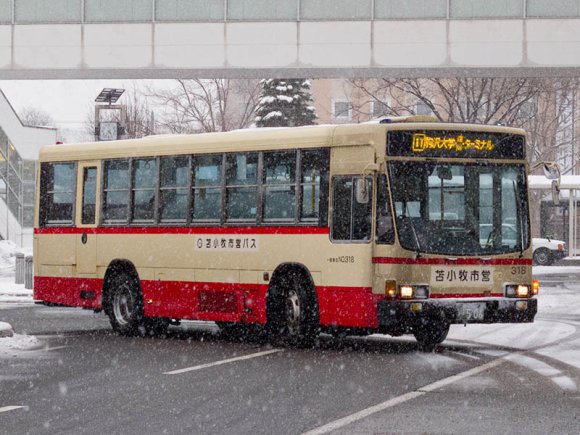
333,101 -> 352,120
155,0 -> 224,22
0,0 -> 13,23
300,0 -> 372,20
226,152 -> 258,221
450,0 -> 523,18
375,0 -> 447,19
159,156 -> 190,223
85,0 -> 152,22
300,149 -> 328,223
15,0 -> 82,23
415,101 -> 432,115
40,162 -> 76,226
192,154 -> 223,222
527,0 -> 580,17
131,158 -> 157,223
372,100 -> 391,118
227,0 -> 296,21
263,151 -> 296,221
332,176 -> 372,242
103,159 -> 130,224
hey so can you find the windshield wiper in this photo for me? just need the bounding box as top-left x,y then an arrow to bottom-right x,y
403,204 -> 422,258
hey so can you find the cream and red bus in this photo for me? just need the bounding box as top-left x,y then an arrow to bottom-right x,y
34,117 -> 545,347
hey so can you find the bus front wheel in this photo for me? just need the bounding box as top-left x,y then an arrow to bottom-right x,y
268,274 -> 319,347
413,320 -> 449,350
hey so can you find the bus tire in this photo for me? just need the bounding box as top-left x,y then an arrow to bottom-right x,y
105,271 -> 145,336
267,268 -> 319,347
413,320 -> 449,350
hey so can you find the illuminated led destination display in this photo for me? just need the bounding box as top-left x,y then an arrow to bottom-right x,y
387,130 -> 525,159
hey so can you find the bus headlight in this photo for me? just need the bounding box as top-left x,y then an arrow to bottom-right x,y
398,284 -> 429,299
505,284 -> 530,298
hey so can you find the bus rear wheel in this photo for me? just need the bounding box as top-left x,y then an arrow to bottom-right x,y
106,271 -> 145,336
413,320 -> 449,350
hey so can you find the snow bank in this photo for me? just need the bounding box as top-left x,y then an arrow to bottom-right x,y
0,320 -> 13,337
0,332 -> 41,354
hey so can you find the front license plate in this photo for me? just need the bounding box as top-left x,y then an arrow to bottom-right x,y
457,303 -> 486,322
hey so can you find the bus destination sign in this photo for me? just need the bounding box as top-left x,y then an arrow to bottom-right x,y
387,130 -> 525,159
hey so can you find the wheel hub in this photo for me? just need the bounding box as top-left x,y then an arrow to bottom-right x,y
285,289 -> 301,335
112,284 -> 134,326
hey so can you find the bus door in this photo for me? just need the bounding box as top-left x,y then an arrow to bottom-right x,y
74,161 -> 100,277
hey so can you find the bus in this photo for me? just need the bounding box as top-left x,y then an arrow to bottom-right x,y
33,117 -> 553,347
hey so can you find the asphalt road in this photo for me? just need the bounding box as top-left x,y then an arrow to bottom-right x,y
1,279 -> 580,434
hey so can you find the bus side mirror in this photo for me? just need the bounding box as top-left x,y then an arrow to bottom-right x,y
355,178 -> 369,204
552,180 -> 560,206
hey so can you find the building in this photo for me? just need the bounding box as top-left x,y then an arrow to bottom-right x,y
0,89 -> 56,246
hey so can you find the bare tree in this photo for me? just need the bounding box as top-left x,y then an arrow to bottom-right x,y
18,106 -> 55,127
149,79 -> 262,133
350,78 -> 544,124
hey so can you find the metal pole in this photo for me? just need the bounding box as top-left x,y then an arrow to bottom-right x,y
569,189 -> 576,256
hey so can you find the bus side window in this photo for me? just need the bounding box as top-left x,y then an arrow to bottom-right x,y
263,151 -> 296,222
300,149 -> 329,224
102,159 -> 130,224
376,174 -> 394,244
226,152 -> 259,222
131,158 -> 157,223
332,176 -> 372,242
40,162 -> 76,226
159,156 -> 189,223
192,154 -> 223,222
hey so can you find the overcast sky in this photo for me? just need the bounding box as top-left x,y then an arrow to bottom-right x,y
0,79 -> 164,141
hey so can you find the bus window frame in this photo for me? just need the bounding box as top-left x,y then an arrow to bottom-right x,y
39,161 -> 77,227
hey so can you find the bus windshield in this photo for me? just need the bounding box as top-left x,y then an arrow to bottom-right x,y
388,161 -> 530,256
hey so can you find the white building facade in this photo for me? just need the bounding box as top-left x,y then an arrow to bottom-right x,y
0,89 -> 56,246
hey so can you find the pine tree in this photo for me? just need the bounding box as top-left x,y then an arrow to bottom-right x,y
254,79 -> 317,127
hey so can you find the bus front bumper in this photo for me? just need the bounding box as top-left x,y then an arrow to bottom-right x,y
378,298 -> 537,330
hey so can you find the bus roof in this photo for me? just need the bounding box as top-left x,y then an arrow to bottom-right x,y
39,122 -> 526,162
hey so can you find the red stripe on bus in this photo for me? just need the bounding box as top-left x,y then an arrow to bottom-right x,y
34,226 -> 330,235
372,257 -> 532,266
